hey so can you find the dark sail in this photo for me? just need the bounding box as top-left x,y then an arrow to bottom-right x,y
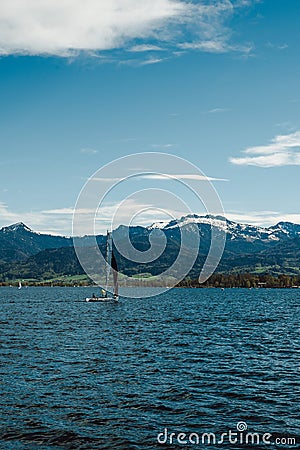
111,250 -> 119,297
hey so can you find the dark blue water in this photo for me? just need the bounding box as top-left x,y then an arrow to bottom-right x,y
0,287 -> 299,449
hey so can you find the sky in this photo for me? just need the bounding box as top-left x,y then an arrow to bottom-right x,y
0,0 -> 299,235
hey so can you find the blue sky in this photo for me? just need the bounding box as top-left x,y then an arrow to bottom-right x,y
0,0 -> 299,235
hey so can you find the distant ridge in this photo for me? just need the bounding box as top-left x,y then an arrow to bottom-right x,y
2,214 -> 300,240
0,215 -> 300,280
0,222 -> 73,263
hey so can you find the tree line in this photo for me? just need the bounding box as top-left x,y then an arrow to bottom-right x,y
1,273 -> 300,288
178,273 -> 300,288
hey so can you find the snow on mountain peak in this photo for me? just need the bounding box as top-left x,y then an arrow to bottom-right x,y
148,214 -> 300,242
148,220 -> 169,230
1,222 -> 32,233
149,214 -> 228,231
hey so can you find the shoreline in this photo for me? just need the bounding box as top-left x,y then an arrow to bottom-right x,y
1,284 -> 299,289
1,272 -> 299,289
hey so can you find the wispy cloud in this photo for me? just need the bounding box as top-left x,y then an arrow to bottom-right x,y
0,201 -> 124,235
89,177 -> 121,183
90,173 -> 228,182
178,40 -> 252,54
176,0 -> 255,55
139,58 -> 164,65
151,143 -> 174,148
229,131 -> 300,167
91,199 -> 180,231
139,174 -> 228,182
0,0 -> 255,59
0,199 -> 186,235
226,210 -> 300,227
0,202 -> 74,235
208,107 -> 230,114
130,44 -> 164,52
266,42 -> 288,51
1,201 -> 300,237
80,148 -> 98,154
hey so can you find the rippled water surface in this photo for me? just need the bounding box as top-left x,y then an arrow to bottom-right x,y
0,287 -> 299,449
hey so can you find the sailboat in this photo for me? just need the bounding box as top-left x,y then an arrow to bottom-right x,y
18,281 -> 22,290
86,231 -> 119,302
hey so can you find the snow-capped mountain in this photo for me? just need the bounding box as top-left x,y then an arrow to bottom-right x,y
0,222 -> 73,262
1,222 -> 33,233
0,215 -> 300,277
149,214 -> 300,244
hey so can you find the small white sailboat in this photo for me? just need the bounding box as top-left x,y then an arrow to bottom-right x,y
18,281 -> 22,290
86,231 -> 119,302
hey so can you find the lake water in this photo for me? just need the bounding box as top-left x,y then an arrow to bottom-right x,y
0,287 -> 299,449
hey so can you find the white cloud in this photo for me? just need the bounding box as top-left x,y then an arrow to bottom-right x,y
0,199 -> 188,235
208,107 -> 230,113
130,44 -> 164,52
243,131 -> 300,155
178,40 -> 227,52
93,199 -> 179,231
0,202 -> 115,235
178,40 -> 252,54
176,0 -> 254,55
226,210 -> 300,227
230,153 -> 300,167
0,202 -> 74,235
139,57 -> 164,65
90,173 -> 228,182
266,41 -> 288,51
1,201 -> 300,237
140,174 -> 228,181
80,148 -> 98,154
89,177 -> 120,182
0,0 -> 184,56
229,131 -> 300,167
0,0 -> 255,58
151,143 -> 174,148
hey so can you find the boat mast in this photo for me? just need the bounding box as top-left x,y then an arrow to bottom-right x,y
105,231 -> 112,293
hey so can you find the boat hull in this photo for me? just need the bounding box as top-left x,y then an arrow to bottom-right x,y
86,297 -> 119,302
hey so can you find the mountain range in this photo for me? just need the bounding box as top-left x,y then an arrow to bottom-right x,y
0,215 -> 299,282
